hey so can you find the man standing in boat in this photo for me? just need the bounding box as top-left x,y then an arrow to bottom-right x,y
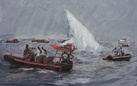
23,44 -> 30,56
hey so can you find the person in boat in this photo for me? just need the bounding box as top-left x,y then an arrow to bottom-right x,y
39,47 -> 47,63
23,44 -> 30,56
112,47 -> 118,56
29,47 -> 37,62
112,46 -> 124,56
35,47 -> 44,63
37,47 -> 42,56
117,47 -> 125,56
41,47 -> 47,56
22,46 -> 40,62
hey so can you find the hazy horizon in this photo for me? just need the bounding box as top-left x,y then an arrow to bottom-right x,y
0,0 -> 137,42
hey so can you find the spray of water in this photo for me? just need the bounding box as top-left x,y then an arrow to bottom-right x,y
63,9 -> 100,51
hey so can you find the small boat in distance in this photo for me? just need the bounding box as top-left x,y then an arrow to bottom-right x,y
103,53 -> 132,61
31,38 -> 49,43
103,44 -> 132,61
5,39 -> 19,43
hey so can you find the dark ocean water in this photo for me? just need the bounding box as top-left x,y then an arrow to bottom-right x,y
0,39 -> 137,86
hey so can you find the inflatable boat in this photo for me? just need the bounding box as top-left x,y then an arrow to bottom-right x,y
103,53 -> 132,61
3,54 -> 73,72
2,44 -> 75,72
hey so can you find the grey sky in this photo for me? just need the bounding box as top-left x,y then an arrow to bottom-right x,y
0,0 -> 137,42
